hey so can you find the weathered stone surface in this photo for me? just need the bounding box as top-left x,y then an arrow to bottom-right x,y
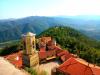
0,57 -> 28,75
22,32 -> 39,67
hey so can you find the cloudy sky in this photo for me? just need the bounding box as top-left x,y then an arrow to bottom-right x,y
0,0 -> 100,19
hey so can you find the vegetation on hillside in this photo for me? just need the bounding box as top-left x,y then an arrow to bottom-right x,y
38,26 -> 100,65
0,40 -> 22,56
0,16 -> 100,42
24,67 -> 37,75
0,26 -> 100,66
24,67 -> 47,75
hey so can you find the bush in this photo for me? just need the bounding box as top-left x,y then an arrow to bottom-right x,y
24,67 -> 47,75
24,67 -> 37,75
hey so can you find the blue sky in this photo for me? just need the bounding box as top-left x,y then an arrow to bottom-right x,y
0,0 -> 100,19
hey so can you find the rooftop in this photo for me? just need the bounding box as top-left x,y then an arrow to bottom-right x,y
22,32 -> 36,37
4,51 -> 23,68
57,57 -> 100,75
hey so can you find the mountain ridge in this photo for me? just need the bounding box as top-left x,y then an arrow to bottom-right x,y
0,16 -> 100,42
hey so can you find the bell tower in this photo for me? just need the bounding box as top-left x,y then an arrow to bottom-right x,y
22,32 -> 39,67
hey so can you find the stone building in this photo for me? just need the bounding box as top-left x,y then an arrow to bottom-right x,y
22,32 -> 39,67
5,32 -> 100,75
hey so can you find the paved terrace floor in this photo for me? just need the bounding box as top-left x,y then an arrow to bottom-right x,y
0,57 -> 29,75
39,60 -> 60,75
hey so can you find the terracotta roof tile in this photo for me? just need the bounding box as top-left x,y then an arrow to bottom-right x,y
4,51 -> 23,68
40,47 -> 46,51
57,57 -> 100,75
46,50 -> 56,57
61,55 -> 66,62
57,50 -> 69,57
41,37 -> 51,43
39,51 -> 46,59
92,67 -> 100,75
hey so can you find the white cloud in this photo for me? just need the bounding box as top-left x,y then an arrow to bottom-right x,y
37,0 -> 100,16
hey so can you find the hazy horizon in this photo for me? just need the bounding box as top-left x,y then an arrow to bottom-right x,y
1,0 -> 100,19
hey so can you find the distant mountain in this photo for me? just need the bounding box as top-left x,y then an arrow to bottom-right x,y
0,16 -> 100,42
0,16 -> 52,42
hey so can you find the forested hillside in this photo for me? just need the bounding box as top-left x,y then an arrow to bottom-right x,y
0,16 -> 51,42
0,26 -> 100,65
0,40 -> 21,56
0,16 -> 100,42
38,26 -> 100,65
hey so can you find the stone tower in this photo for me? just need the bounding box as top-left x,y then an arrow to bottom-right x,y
22,32 -> 39,67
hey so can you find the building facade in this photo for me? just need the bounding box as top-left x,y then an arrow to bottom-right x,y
22,32 -> 39,67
